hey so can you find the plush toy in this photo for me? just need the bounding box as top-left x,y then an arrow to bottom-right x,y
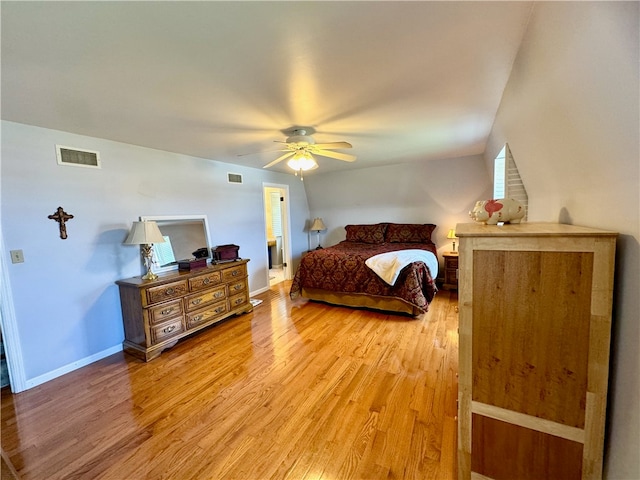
469,198 -> 525,225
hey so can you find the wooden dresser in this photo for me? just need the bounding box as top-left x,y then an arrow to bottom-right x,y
116,259 -> 252,361
456,223 -> 616,480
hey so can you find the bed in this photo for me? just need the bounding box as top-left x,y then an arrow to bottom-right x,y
290,223 -> 439,316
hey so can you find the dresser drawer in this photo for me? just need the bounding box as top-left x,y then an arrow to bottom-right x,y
184,286 -> 226,312
186,301 -> 228,329
150,318 -> 184,344
189,271 -> 222,292
222,264 -> 246,282
229,291 -> 249,309
227,279 -> 246,296
147,299 -> 183,325
146,280 -> 188,305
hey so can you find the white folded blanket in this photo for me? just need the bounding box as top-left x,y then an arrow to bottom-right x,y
365,249 -> 439,286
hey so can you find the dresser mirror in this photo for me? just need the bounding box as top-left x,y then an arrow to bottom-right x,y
140,214 -> 212,274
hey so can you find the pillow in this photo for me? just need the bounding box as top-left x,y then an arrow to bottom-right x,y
385,223 -> 436,243
344,223 -> 387,244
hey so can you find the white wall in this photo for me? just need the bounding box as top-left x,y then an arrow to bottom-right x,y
486,3 -> 639,478
1,120 -> 310,389
303,155 -> 493,265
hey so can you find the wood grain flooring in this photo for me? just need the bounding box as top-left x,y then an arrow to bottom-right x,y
1,281 -> 459,480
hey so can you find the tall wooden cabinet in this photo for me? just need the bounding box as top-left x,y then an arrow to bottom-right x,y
456,223 -> 616,480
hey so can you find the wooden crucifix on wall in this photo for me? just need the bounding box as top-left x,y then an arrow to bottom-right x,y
48,206 -> 74,239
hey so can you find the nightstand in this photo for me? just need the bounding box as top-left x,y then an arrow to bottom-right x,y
442,252 -> 459,290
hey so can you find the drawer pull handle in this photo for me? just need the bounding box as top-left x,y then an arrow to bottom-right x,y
235,298 -> 243,305
232,270 -> 239,276
191,298 -> 202,305
203,278 -> 210,285
214,292 -> 223,298
234,284 -> 242,290
165,287 -> 175,295
193,315 -> 202,322
162,325 -> 176,334
161,308 -> 174,315
215,307 -> 224,313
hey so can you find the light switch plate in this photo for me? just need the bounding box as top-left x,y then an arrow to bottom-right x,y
10,250 -> 24,263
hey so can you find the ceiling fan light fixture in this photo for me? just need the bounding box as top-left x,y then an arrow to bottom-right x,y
287,152 -> 318,172
286,129 -> 316,146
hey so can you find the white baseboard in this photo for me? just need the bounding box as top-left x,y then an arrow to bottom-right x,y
25,344 -> 123,390
251,286 -> 270,296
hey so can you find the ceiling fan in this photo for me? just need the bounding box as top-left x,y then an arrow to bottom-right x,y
257,128 -> 356,173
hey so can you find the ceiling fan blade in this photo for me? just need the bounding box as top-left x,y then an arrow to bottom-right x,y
263,151 -> 294,169
313,149 -> 357,162
313,142 -> 352,149
237,148 -> 288,157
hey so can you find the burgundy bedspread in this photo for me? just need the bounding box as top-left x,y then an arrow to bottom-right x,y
290,241 -> 438,313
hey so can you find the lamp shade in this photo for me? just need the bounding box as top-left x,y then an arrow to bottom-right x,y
124,221 -> 166,245
447,228 -> 457,240
310,218 -> 326,232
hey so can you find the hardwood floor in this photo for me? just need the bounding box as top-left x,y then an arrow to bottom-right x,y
1,281 -> 459,480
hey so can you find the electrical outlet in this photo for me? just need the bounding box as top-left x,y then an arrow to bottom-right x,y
10,250 -> 24,264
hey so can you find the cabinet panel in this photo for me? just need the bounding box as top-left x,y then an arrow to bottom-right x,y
471,414 -> 583,480
472,250 -> 593,427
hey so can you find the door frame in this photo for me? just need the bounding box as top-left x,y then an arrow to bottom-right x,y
262,183 -> 292,284
0,233 -> 27,392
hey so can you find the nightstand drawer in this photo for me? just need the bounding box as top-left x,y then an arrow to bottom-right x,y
443,253 -> 459,290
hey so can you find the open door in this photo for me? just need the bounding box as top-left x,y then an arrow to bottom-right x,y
263,184 -> 291,286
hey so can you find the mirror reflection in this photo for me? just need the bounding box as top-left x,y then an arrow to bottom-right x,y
140,215 -> 212,273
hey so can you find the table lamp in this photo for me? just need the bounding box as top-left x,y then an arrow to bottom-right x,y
447,228 -> 457,252
310,217 -> 327,249
124,221 -> 166,280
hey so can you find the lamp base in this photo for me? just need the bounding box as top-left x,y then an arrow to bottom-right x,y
142,271 -> 158,281
141,244 -> 157,280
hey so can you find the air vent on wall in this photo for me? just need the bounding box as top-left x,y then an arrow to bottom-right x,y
227,173 -> 243,184
56,145 -> 101,169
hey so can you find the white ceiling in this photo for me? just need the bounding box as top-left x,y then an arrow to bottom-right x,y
1,1 -> 533,175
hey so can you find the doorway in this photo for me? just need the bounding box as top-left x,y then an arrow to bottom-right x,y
263,184 -> 291,287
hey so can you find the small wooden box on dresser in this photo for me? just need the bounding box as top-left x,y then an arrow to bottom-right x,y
117,259 -> 252,361
456,223 -> 616,480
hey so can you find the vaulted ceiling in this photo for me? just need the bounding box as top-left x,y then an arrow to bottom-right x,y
1,1 -> 533,174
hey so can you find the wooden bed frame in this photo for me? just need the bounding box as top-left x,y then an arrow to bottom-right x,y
300,287 -> 423,316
